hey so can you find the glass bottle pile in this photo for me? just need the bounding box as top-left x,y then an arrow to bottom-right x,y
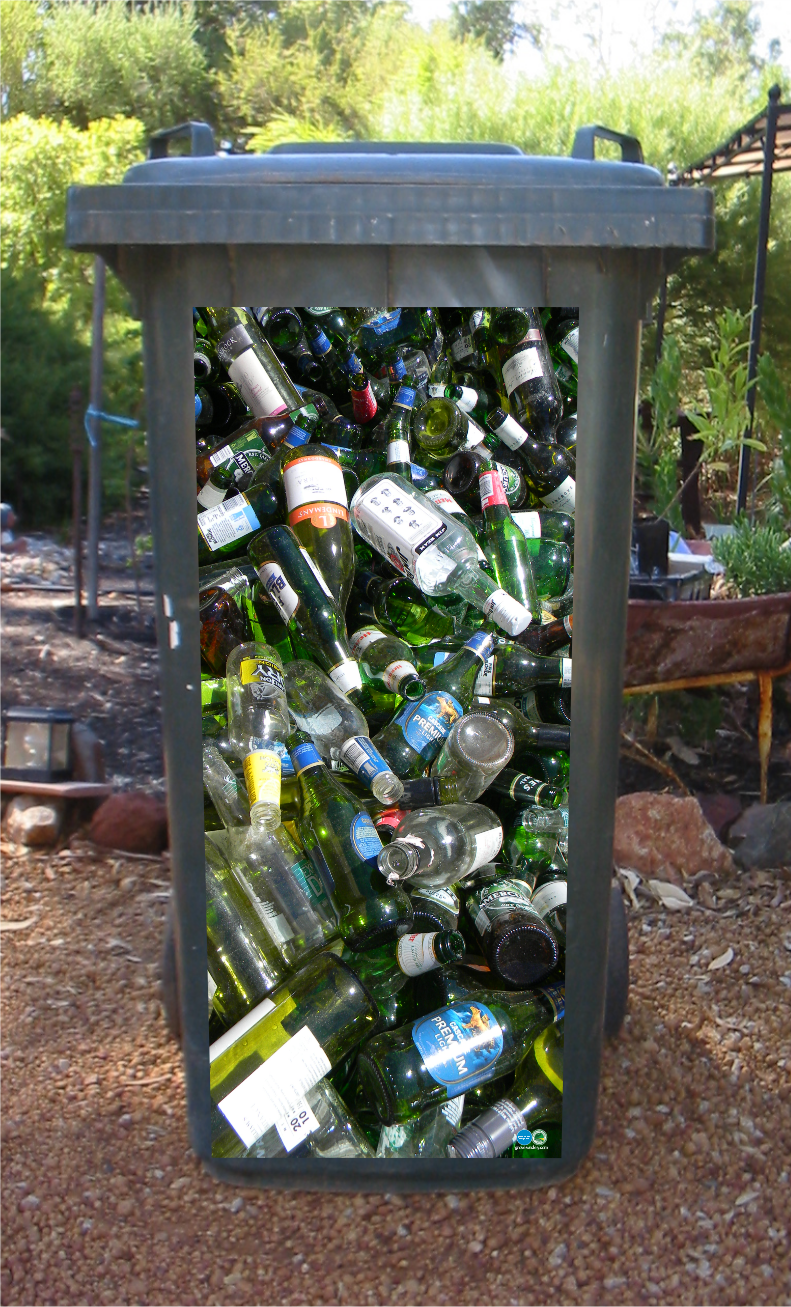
196,306 -> 575,1159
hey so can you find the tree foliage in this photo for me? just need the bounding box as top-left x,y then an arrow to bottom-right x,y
448,1 -> 541,62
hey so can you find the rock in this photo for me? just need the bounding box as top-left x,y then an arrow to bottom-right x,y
697,881 -> 717,910
697,792 -> 742,841
89,793 -> 168,855
613,793 -> 735,878
4,795 -> 64,846
729,802 -> 791,870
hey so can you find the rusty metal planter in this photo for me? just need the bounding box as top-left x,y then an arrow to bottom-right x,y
624,593 -> 791,687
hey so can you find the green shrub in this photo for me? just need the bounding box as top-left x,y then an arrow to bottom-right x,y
712,516 -> 791,596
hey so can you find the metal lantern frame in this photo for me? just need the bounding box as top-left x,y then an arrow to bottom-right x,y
1,706 -> 75,783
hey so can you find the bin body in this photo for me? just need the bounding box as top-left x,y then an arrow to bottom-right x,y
66,144 -> 713,1189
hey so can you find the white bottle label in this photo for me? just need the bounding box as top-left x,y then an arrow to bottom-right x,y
441,1095 -> 465,1126
483,588 -> 530,636
299,546 -> 334,598
531,881 -> 567,916
474,655 -> 495,697
396,932 -> 442,977
227,349 -> 287,418
455,387 -> 478,414
353,478 -> 448,581
209,443 -> 233,468
425,488 -> 463,515
450,334 -> 473,361
512,510 -> 542,539
387,438 -> 411,466
258,899 -> 295,944
462,418 -> 487,449
560,327 -> 579,364
470,823 -> 504,873
561,657 -> 572,687
256,562 -> 300,620
284,454 -> 347,511
217,1025 -> 331,1149
207,971 -> 217,1004
329,660 -> 363,695
198,495 -> 261,551
501,347 -> 544,394
197,480 -> 228,509
349,626 -> 388,656
275,1097 -> 321,1152
491,412 -> 528,450
382,659 -> 418,693
541,478 -> 576,513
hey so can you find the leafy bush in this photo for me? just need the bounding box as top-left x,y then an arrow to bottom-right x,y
712,516 -> 791,596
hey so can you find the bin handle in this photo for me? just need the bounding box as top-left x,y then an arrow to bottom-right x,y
148,122 -> 215,160
571,125 -> 644,164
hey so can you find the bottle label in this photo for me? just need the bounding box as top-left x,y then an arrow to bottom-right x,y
350,811 -> 384,861
531,880 -> 567,916
396,933 -> 443,977
479,470 -> 508,511
284,455 -> 348,515
513,510 -> 542,539
425,488 -> 464,516
381,659 -> 418,693
561,658 -> 572,688
470,824 -> 504,872
217,1025 -> 332,1149
497,464 -> 521,498
310,329 -> 332,356
367,310 -> 402,336
537,981 -> 565,1022
275,1097 -> 321,1152
394,691 -> 464,759
441,1094 -> 465,1126
393,386 -> 416,409
198,495 -> 261,551
353,478 -> 448,582
328,659 -> 363,695
450,334 -> 473,361
515,689 -> 540,721
474,656 -> 495,697
560,327 -> 579,364
455,387 -> 478,414
412,1000 -> 504,1091
351,382 -> 378,424
197,480 -> 227,508
461,419 -> 487,450
243,750 -> 282,809
258,898 -> 295,944
509,773 -> 541,801
256,562 -> 300,621
541,478 -> 576,513
226,347 -> 288,418
491,412 -> 528,450
432,651 -> 453,666
290,501 -> 350,529
240,657 -> 285,694
501,347 -> 544,394
463,630 -> 495,661
286,425 -> 312,448
208,443 -> 233,467
482,589 -> 530,636
428,382 -> 446,398
391,356 -> 407,381
289,741 -> 324,775
338,736 -> 392,787
349,626 -> 388,656
387,439 -> 411,467
375,808 -> 407,835
411,885 -> 460,914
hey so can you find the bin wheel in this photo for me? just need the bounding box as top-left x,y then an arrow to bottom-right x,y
160,898 -> 181,1044
604,881 -> 629,1039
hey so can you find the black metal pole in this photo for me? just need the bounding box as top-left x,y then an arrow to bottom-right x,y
736,84 -> 781,514
69,385 -> 84,637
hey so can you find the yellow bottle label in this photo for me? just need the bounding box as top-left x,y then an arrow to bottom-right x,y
243,750 -> 281,808
239,656 -> 285,692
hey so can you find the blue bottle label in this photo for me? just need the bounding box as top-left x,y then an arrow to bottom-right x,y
349,811 -> 384,861
463,630 -> 495,660
338,736 -> 391,787
271,740 -> 294,777
195,393 -> 203,418
410,462 -> 428,479
395,691 -> 463,761
289,741 -> 323,775
432,651 -> 452,667
343,351 -> 363,374
392,356 -> 407,380
287,426 -> 312,447
393,385 -> 416,409
368,310 -> 402,336
412,1000 -> 504,1091
537,981 -> 565,1022
310,330 -> 332,356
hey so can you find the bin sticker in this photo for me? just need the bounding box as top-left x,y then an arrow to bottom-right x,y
350,811 -> 384,862
412,1001 -> 504,1091
198,495 -> 261,551
394,691 -> 463,760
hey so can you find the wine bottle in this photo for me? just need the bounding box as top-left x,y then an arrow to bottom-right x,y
282,445 -> 354,613
210,952 -> 379,1156
490,308 -> 562,441
460,875 -> 559,987
356,978 -> 564,1124
486,409 -> 575,514
288,730 -> 414,950
198,307 -> 303,418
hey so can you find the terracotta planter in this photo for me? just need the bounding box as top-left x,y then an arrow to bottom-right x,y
623,591 -> 791,687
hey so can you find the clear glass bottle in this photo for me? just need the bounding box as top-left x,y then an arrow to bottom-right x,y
377,803 -> 503,888
241,1077 -> 376,1159
226,642 -> 289,829
430,713 -> 514,801
377,1095 -> 466,1158
202,739 -> 250,828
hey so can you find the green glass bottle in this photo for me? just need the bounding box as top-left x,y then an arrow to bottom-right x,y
371,631 -> 495,778
348,624 -> 426,701
209,952 -> 379,1156
288,729 -> 414,950
516,747 -> 570,791
412,396 -> 489,465
490,307 -> 562,442
356,978 -> 564,1124
282,444 -> 354,613
487,769 -> 564,810
477,456 -> 539,620
486,409 -> 575,514
500,806 -> 567,883
352,574 -> 456,647
474,642 -> 571,699
344,930 -> 464,1030
409,884 -> 460,933
468,698 -> 570,756
247,524 -> 369,709
303,320 -> 353,405
198,306 -> 303,418
448,1021 -> 563,1157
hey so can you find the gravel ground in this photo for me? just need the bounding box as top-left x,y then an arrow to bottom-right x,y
2,833 -> 790,1307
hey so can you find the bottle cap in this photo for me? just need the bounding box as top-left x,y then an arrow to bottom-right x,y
483,589 -> 531,635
